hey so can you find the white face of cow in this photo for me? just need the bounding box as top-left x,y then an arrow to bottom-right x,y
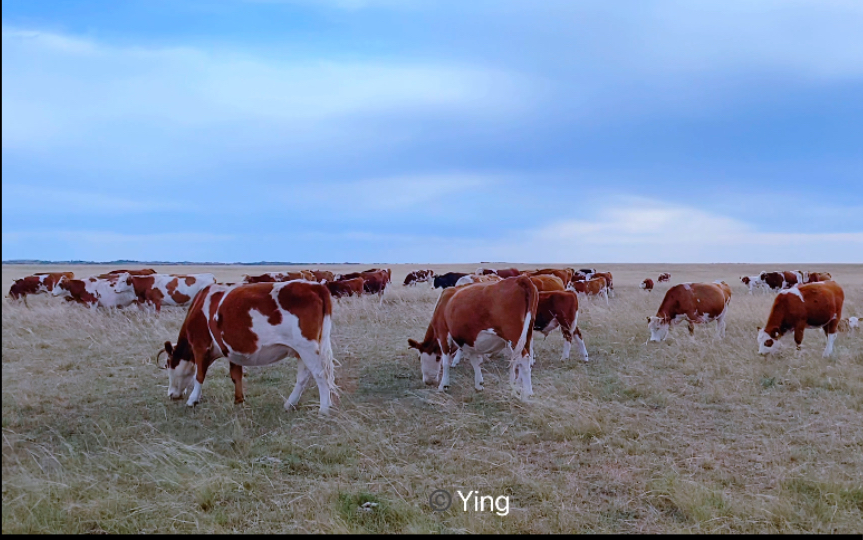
51,277 -> 70,298
757,328 -> 781,355
647,317 -> 669,342
419,352 -> 442,385
166,360 -> 196,399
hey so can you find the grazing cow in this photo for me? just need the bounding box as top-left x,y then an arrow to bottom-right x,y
529,268 -> 574,286
156,281 -> 339,413
658,272 -> 671,283
641,278 -> 654,292
309,270 -> 335,283
646,281 -> 732,342
361,268 -> 392,284
8,272 -> 74,301
358,270 -> 388,295
741,275 -> 768,294
455,274 -> 503,287
571,272 -> 589,282
408,275 -> 538,399
51,273 -> 137,309
131,273 -> 217,312
242,271 -> 310,284
106,268 -> 157,276
759,271 -> 802,291
404,269 -> 434,286
568,277 -> 609,305
325,277 -> 365,299
757,281 -> 844,357
528,274 -> 566,292
433,272 -> 469,289
534,290 -> 589,361
590,272 -> 614,295
806,272 -> 832,283
838,316 -> 859,332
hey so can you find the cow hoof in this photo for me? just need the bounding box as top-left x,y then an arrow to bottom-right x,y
475,385 -> 484,392
583,357 -> 590,363
439,385 -> 450,392
234,397 -> 245,404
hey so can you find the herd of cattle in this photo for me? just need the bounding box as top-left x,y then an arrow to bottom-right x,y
6,266 -> 859,414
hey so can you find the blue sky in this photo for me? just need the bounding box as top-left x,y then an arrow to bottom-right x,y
3,0 -> 862,263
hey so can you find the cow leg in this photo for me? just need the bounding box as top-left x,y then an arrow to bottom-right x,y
511,353 -> 533,400
186,360 -> 210,407
450,349 -> 464,367
229,362 -> 245,404
300,352 -> 336,415
823,332 -> 837,357
469,353 -> 484,391
285,359 -> 312,410
602,289 -> 609,305
560,325 -> 572,361
438,353 -> 453,391
573,326 -> 589,362
716,312 -> 727,339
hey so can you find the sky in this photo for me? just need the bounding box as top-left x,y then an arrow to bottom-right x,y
2,0 -> 862,263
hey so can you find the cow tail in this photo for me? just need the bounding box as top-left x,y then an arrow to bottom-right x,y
510,276 -> 537,378
318,289 -> 340,401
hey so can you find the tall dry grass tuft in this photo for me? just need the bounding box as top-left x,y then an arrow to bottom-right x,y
3,264 -> 862,533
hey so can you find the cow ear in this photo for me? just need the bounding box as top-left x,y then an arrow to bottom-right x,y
756,326 -> 761,331
407,339 -> 419,350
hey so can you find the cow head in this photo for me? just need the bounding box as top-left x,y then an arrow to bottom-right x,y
157,341 -> 196,399
408,338 -> 442,385
646,316 -> 670,342
757,326 -> 782,355
51,276 -> 73,299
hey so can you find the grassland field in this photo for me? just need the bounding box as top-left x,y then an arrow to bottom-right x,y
2,263 -> 862,533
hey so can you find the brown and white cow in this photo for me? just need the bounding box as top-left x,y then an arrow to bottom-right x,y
647,281 -> 732,342
590,272 -> 614,296
529,268 -> 574,286
105,268 -> 157,276
325,277 -> 365,299
156,281 -> 339,413
8,272 -> 74,301
837,316 -> 859,333
131,273 -> 217,312
534,290 -> 589,361
404,269 -> 434,286
571,271 -> 589,282
338,270 -> 389,294
741,275 -> 768,294
641,278 -> 654,292
805,271 -> 832,283
759,271 -> 803,291
308,270 -> 335,283
455,274 -> 503,287
476,267 -> 521,278
757,281 -> 844,357
51,272 -> 137,309
568,276 -> 609,305
657,272 -> 671,283
242,271 -> 310,284
408,275 -> 538,399
528,274 -> 566,292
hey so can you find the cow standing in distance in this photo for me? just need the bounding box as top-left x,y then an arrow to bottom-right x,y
647,281 -> 732,342
51,272 -> 138,309
455,274 -> 503,287
658,272 -> 671,283
325,277 -> 365,299
805,272 -> 832,283
641,278 -> 654,292
757,281 -> 844,358
433,272 -> 469,289
130,273 -> 217,312
404,269 -> 434,286
156,281 -> 339,414
243,271 -> 312,284
8,272 -> 74,303
408,275 -> 538,400
476,267 -> 521,278
528,268 -> 574,287
741,275 -> 768,294
759,271 -> 804,291
534,290 -> 589,362
529,274 -> 566,292
568,277 -> 609,305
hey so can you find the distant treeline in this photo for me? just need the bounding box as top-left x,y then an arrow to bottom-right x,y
1,260 -> 361,266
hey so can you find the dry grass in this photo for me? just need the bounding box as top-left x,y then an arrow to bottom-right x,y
3,263 -> 862,533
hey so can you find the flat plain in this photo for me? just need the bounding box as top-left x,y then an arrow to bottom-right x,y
2,263 -> 862,533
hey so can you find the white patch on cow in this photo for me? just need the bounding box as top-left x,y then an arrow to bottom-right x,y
780,287 -> 805,302
186,380 -> 204,406
823,332 -> 837,357
455,275 -> 476,287
757,328 -> 782,355
849,317 -> 860,329
167,359 -> 196,400
682,283 -> 692,291
647,316 -> 670,342
420,350 -> 442,385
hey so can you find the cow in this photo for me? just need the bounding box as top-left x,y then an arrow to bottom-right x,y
242,271 -> 310,284
455,274 -> 503,287
568,277 -> 609,305
8,272 -> 74,302
106,268 -> 157,276
130,273 -> 217,312
741,275 -> 768,294
408,275 -> 538,400
309,270 -> 335,283
358,270 -> 388,295
325,277 -> 365,299
433,272 -> 469,289
590,272 -> 614,296
51,272 -> 137,309
155,281 -> 339,413
529,268 -> 574,286
838,316 -> 859,332
759,271 -> 801,291
571,272 -> 589,282
646,281 -> 732,342
577,268 -> 596,276
361,268 -> 392,284
757,281 -> 844,357
658,272 -> 671,283
534,290 -> 589,362
641,278 -> 654,292
528,274 -> 566,292
806,272 -> 832,283
404,269 -> 434,286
